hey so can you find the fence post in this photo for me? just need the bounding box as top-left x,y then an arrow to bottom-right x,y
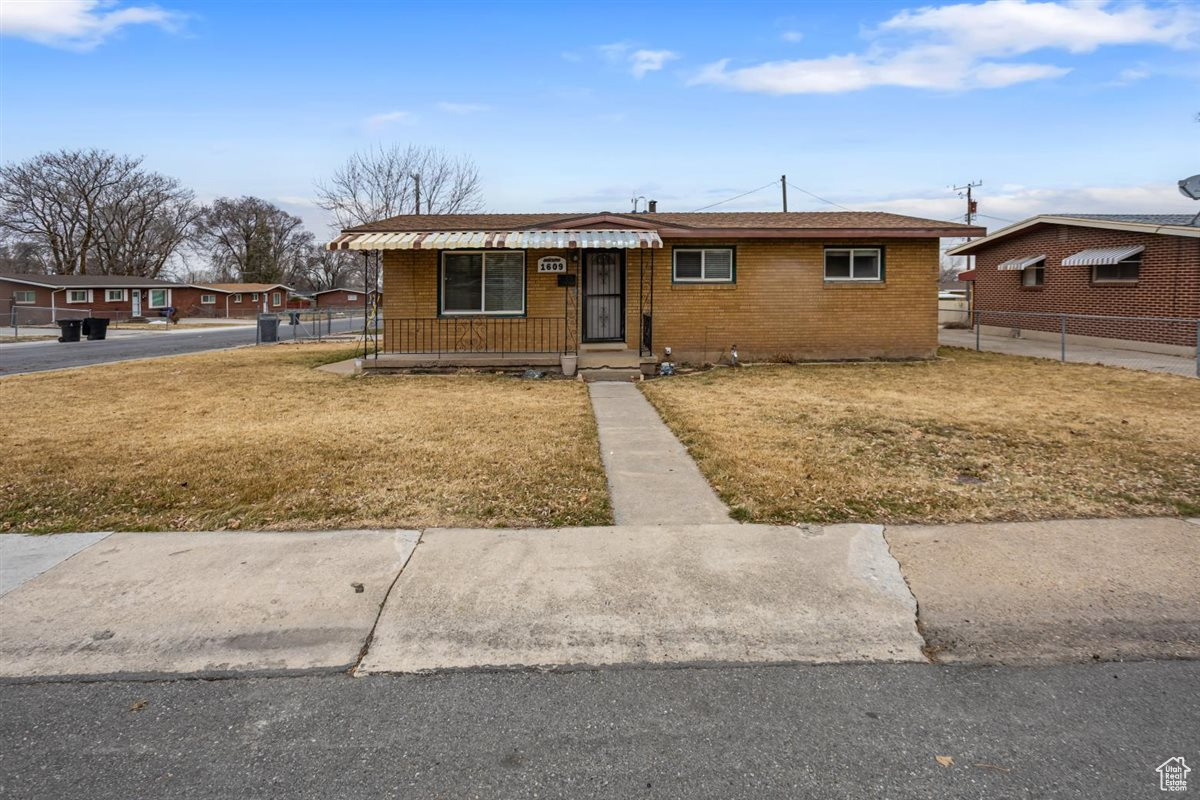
975,311 -> 980,351
1060,313 -> 1067,362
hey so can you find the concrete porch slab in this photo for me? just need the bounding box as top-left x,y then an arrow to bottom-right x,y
358,523 -> 925,674
887,517 -> 1200,664
0,530 -> 419,680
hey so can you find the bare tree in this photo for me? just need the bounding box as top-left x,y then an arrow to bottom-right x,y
0,237 -> 50,274
295,246 -> 364,291
92,171 -> 199,278
315,144 -> 483,228
0,149 -> 141,274
193,197 -> 313,284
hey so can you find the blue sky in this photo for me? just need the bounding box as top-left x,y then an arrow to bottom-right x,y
2,0 -> 1198,237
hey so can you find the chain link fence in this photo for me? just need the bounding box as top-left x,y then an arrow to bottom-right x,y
940,309 -> 1198,378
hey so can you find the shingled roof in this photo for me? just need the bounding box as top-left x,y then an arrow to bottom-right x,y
345,210 -> 983,238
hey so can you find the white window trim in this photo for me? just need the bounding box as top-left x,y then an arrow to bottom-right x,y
347,293 -> 358,301
66,289 -> 93,304
824,247 -> 884,282
13,290 -> 36,304
1092,258 -> 1141,284
440,250 -> 527,316
271,292 -> 282,306
105,289 -> 126,302
201,294 -> 217,304
251,293 -> 259,301
148,288 -> 172,309
672,248 -> 735,283
233,293 -> 242,302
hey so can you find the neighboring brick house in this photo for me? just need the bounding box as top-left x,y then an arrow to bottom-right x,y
311,287 -> 368,309
0,272 -> 185,323
182,283 -> 293,317
947,214 -> 1200,350
327,210 -> 982,371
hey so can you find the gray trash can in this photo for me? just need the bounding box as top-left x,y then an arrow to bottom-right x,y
257,314 -> 279,343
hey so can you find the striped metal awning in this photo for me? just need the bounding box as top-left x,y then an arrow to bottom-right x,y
327,229 -> 663,251
1061,245 -> 1144,266
996,254 -> 1046,271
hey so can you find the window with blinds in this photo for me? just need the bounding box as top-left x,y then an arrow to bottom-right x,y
441,251 -> 526,314
672,248 -> 735,283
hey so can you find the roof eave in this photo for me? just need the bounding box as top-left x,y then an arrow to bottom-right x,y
947,215 -> 1200,255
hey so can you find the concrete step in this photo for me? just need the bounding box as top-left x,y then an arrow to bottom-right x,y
578,349 -> 641,369
579,342 -> 627,352
579,367 -> 642,382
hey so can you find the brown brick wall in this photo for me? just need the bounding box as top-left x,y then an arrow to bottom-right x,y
314,290 -> 365,309
381,237 -> 939,361
971,224 -> 1200,346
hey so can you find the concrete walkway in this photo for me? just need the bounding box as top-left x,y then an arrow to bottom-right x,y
588,382 -> 731,525
939,328 -> 1196,377
0,532 -> 111,596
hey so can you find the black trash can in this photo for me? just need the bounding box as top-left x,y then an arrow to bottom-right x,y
257,314 -> 279,343
57,319 -> 82,342
85,317 -> 109,340
289,311 -> 301,326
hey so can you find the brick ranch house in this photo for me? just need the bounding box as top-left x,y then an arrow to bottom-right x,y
947,214 -> 1200,354
327,211 -> 983,372
0,272 -> 185,323
180,283 -> 293,318
310,287 -> 374,309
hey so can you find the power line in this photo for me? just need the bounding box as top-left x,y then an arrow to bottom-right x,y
785,181 -> 855,212
690,180 -> 779,212
977,212 -> 1016,224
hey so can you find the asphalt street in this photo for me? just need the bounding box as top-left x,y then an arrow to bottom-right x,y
2,661 -> 1196,799
0,316 -> 370,375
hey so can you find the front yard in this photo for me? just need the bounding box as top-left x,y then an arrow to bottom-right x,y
641,348 -> 1200,524
0,345 -> 611,532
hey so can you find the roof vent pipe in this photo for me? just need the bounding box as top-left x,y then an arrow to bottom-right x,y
648,200 -> 657,213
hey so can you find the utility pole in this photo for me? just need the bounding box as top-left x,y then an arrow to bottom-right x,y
953,180 -> 982,225
781,174 -> 788,212
412,173 -> 421,214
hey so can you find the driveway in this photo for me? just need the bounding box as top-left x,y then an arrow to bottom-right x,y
0,316 -> 369,376
939,327 -> 1196,377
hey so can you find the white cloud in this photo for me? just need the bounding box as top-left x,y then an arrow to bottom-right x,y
436,102 -> 490,114
364,111 -> 414,128
1112,65 -> 1152,84
0,0 -> 183,50
630,48 -> 679,78
597,41 -> 680,77
781,30 -> 804,43
692,0 -> 1199,94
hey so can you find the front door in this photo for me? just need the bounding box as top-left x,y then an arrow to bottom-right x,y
131,290 -> 142,317
583,251 -> 624,342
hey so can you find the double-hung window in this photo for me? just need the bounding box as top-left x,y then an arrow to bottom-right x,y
272,292 -> 282,306
673,248 -> 734,283
825,247 -> 883,281
233,293 -> 242,302
13,290 -> 35,304
201,294 -> 217,304
148,289 -> 170,308
1022,262 -> 1045,287
441,251 -> 525,315
66,289 -> 91,303
105,289 -> 125,302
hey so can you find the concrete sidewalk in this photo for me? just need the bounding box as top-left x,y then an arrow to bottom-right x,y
359,523 -> 924,673
0,530 -> 419,679
588,382 -> 731,525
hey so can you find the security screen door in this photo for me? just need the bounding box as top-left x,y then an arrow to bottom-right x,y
583,251 -> 624,342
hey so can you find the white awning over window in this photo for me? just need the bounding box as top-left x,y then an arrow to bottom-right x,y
327,229 -> 663,251
996,254 -> 1046,271
1061,245 -> 1144,266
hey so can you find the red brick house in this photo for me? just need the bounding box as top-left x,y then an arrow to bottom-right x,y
947,214 -> 1200,351
311,287 -> 372,309
327,210 -> 983,372
0,273 -> 186,323
181,283 -> 293,318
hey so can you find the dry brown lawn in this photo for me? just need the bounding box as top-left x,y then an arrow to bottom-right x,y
641,348 -> 1200,524
0,344 -> 610,532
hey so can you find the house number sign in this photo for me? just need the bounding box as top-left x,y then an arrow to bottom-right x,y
538,256 -> 567,273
